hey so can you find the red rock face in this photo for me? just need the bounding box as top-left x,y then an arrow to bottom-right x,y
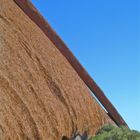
0,0 -> 114,139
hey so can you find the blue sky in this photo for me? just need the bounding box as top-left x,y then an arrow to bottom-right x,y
31,0 -> 140,131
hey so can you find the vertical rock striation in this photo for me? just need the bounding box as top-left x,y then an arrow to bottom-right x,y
0,0 -> 114,139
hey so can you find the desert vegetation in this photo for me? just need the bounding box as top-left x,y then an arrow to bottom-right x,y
89,125 -> 140,140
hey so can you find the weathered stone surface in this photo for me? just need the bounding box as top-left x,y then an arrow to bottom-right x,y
0,0 -> 114,139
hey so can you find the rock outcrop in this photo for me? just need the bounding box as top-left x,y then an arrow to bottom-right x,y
0,1 -> 114,139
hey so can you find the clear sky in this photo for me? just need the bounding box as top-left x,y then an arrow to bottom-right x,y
31,0 -> 140,131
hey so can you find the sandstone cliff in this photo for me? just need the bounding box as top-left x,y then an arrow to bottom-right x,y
0,1 -> 114,139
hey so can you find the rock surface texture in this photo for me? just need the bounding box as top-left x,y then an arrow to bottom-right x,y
0,1 -> 114,140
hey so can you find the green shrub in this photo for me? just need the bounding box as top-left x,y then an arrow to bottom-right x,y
89,125 -> 140,140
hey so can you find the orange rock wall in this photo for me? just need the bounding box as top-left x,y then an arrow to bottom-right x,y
0,0 -> 114,139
